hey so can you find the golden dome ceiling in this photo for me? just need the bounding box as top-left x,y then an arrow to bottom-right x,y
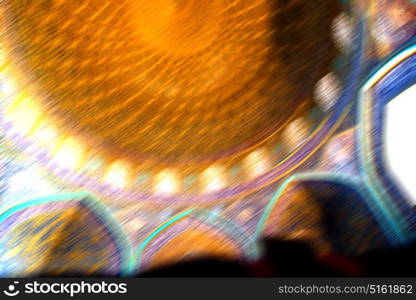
1,0 -> 338,167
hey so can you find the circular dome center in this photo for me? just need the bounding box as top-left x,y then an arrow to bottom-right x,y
2,0 -> 339,163
132,0 -> 221,55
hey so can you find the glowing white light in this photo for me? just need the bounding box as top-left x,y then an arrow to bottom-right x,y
31,123 -> 58,149
314,73 -> 341,112
4,98 -> 41,135
331,13 -> 354,52
154,169 -> 178,195
385,84 -> 416,205
104,161 -> 130,189
0,78 -> 15,97
244,148 -> 270,178
53,137 -> 84,171
6,165 -> 57,203
283,118 -> 309,149
201,165 -> 226,193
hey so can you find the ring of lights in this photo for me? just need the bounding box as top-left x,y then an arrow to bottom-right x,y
0,1 -> 358,204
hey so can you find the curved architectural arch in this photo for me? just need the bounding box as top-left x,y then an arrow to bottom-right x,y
132,208 -> 260,274
0,192 -> 132,276
255,172 -> 399,254
358,41 -> 416,241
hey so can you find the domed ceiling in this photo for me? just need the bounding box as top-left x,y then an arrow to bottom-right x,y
0,0 -> 341,198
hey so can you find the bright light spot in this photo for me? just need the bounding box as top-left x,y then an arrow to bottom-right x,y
6,165 -> 57,203
332,13 -> 353,52
201,165 -> 226,193
53,137 -> 85,171
154,169 -> 179,195
4,97 -> 41,135
244,148 -> 270,178
385,84 -> 416,205
104,161 -> 130,189
0,77 -> 15,97
283,118 -> 309,149
31,123 -> 58,150
314,73 -> 341,112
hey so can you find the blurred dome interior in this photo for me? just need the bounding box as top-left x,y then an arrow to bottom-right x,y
2,0 -> 338,165
0,0 -> 415,276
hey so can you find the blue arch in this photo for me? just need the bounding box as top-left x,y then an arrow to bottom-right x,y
0,192 -> 133,276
